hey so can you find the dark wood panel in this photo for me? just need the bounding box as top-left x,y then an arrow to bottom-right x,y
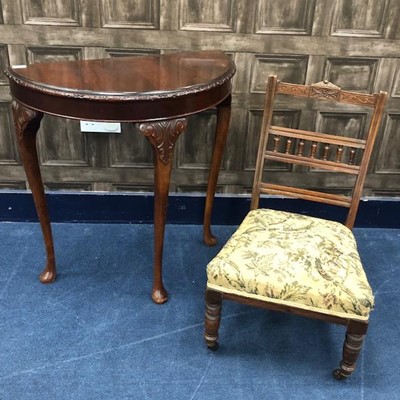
176,111 -> 218,169
0,102 -> 18,165
372,189 -> 400,196
26,46 -> 82,64
243,109 -> 301,171
111,183 -> 154,192
100,0 -> 159,29
316,112 -> 367,139
0,45 -> 9,85
176,184 -> 224,193
314,111 -> 368,167
375,113 -> 400,173
37,117 -> 89,166
255,0 -> 315,35
0,181 -> 26,189
324,57 -> 378,92
179,0 -> 236,32
0,0 -> 399,198
392,62 -> 400,98
331,0 -> 389,37
104,47 -> 160,58
108,124 -> 153,167
44,182 -> 92,191
21,0 -> 80,26
250,54 -> 308,93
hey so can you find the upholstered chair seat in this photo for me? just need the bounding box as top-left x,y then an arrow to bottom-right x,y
207,208 -> 374,321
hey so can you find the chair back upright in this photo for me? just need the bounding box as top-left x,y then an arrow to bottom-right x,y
251,75 -> 387,229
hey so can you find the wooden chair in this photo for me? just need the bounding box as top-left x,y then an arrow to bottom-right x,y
204,75 -> 387,379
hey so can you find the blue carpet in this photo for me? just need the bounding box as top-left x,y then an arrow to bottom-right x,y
0,222 -> 399,399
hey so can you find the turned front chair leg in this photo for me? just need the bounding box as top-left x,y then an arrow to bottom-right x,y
138,118 -> 187,304
204,289 -> 223,350
203,95 -> 231,246
333,322 -> 368,380
11,101 -> 56,283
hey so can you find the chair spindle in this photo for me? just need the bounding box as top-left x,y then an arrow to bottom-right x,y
310,141 -> 317,158
285,138 -> 292,154
336,145 -> 344,163
349,148 -> 356,165
323,144 -> 330,160
273,135 -> 280,152
297,139 -> 305,156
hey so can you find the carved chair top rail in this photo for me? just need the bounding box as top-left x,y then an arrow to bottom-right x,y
276,81 -> 377,107
265,151 -> 360,174
270,126 -> 366,149
259,182 -> 352,207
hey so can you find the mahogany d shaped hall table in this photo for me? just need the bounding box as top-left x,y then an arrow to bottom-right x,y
5,50 -> 236,304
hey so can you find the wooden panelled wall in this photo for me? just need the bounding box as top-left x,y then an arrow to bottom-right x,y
0,0 -> 399,196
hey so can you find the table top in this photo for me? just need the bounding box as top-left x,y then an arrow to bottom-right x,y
5,50 -> 235,121
5,50 -> 235,101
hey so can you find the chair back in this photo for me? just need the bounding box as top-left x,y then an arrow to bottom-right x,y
251,75 -> 387,229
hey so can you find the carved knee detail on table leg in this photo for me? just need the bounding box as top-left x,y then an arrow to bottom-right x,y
333,332 -> 366,380
138,118 -> 187,164
11,101 -> 43,142
204,289 -> 222,351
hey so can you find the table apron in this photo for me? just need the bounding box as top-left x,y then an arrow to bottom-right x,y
9,80 -> 232,122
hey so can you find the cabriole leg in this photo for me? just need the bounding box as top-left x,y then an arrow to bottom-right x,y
138,118 -> 187,304
11,101 -> 56,284
203,95 -> 231,246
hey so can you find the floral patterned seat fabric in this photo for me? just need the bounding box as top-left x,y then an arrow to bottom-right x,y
207,209 -> 374,321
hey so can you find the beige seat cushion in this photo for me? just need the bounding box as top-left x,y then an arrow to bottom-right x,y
207,209 -> 374,321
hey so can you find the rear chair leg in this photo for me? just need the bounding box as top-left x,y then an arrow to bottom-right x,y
333,323 -> 368,380
204,289 -> 222,351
